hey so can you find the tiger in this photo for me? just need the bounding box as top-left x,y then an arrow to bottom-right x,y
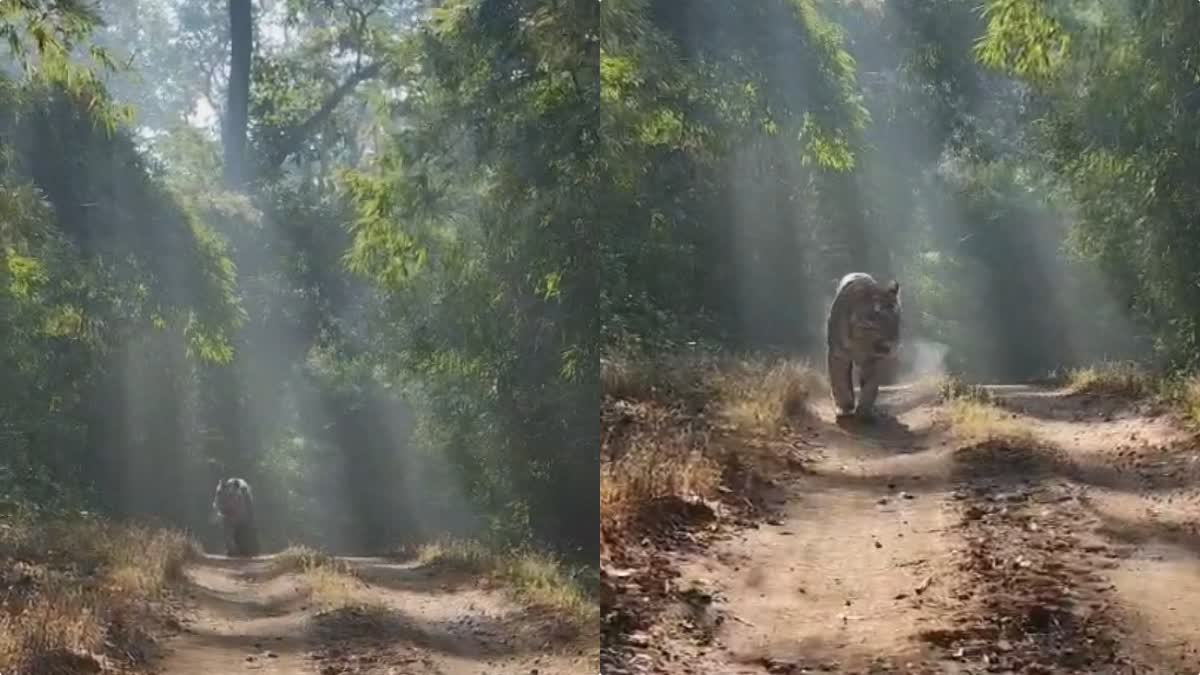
211,477 -> 260,557
826,272 -> 902,419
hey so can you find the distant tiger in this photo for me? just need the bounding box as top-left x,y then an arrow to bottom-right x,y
211,477 -> 259,557
826,272 -> 901,418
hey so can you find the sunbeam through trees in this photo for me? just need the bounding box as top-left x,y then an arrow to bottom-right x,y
601,1 -> 1200,673
13,0 -> 1200,673
0,2 -> 598,673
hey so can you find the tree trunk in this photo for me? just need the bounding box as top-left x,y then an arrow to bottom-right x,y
223,0 -> 253,188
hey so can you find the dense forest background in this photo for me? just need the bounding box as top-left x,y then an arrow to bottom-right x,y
601,0 -> 1196,384
0,0 -> 597,561
5,0 -> 1200,568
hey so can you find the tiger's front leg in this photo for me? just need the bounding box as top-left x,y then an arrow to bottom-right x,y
828,349 -> 855,417
855,357 -> 883,419
236,518 -> 260,557
857,354 -> 898,420
222,521 -> 239,556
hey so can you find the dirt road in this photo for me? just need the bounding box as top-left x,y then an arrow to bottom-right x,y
159,554 -> 597,674
608,383 -> 1200,674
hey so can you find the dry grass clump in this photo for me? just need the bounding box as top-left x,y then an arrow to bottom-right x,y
270,543 -> 357,577
301,564 -> 364,610
601,352 -> 821,561
1080,364 -> 1200,427
413,540 -> 598,631
1177,376 -> 1200,423
936,376 -> 1037,443
1157,373 -> 1200,426
602,351 -> 822,430
944,398 -> 1037,445
601,354 -> 820,541
1066,361 -> 1152,397
709,357 -> 823,431
601,353 -> 714,405
83,522 -> 190,596
272,544 -> 364,610
936,375 -> 995,404
600,408 -> 720,538
0,513 -> 192,675
1,516 -> 190,595
0,585 -> 106,675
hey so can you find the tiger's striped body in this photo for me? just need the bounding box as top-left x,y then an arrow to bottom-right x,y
212,477 -> 259,557
826,273 -> 901,417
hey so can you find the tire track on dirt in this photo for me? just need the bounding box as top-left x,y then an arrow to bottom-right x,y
921,441 -> 1132,673
159,554 -> 597,675
608,383 -> 1200,674
160,557 -> 313,674
609,386 -> 967,674
1013,390 -> 1200,673
920,386 -> 1200,674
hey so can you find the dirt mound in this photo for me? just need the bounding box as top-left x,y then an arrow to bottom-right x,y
309,606 -> 439,674
951,439 -> 1063,479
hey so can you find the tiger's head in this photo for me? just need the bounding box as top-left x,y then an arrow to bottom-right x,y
212,478 -> 251,522
867,280 -> 901,356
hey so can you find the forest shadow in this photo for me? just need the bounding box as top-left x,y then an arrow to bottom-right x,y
987,387 -> 1143,423
182,579 -> 307,619
191,554 -> 272,571
729,633 -> 933,674
168,627 -> 307,656
343,557 -> 480,595
796,465 -> 954,497
310,603 -> 578,658
949,440 -> 1098,488
1051,455 -> 1200,493
1086,508 -> 1200,560
880,382 -> 944,415
947,443 -> 1056,497
832,412 -> 935,455
789,437 -> 1200,508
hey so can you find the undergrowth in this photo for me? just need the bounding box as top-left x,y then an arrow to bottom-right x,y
601,351 -> 821,429
939,361 -> 1200,442
1065,361 -> 1152,397
1158,373 -> 1200,427
601,352 -> 821,549
936,375 -> 995,404
0,510 -> 191,675
1062,361 -> 1200,427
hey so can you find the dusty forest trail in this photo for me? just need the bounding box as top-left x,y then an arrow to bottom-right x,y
158,553 -> 597,675
611,382 -> 1200,674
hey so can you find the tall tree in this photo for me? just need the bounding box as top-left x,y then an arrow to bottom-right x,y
341,0 -> 600,556
223,0 -> 254,187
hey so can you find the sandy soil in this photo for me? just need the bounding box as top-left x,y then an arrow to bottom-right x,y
158,554 -> 597,674
605,383 -> 1200,674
